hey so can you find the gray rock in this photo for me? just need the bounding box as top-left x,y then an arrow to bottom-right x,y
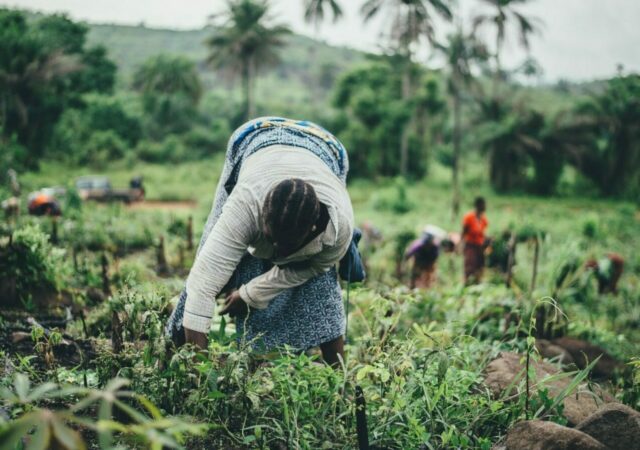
11,331 -> 31,344
484,352 -> 613,425
551,337 -> 622,379
505,420 -> 607,450
576,403 -> 640,450
536,339 -> 575,366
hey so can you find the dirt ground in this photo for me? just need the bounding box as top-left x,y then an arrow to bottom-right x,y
126,200 -> 197,211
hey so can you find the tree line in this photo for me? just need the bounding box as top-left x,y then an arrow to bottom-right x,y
0,1 -> 638,203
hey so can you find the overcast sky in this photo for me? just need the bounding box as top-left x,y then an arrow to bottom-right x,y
3,0 -> 639,82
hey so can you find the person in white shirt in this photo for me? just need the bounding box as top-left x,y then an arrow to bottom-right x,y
165,117 -> 354,366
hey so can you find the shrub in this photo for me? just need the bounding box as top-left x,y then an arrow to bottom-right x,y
135,135 -> 187,163
0,225 -> 67,301
181,120 -> 230,158
81,130 -> 128,168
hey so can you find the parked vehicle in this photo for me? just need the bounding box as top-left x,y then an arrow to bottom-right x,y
75,176 -> 145,203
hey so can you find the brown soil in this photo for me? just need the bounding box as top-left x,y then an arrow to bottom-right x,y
0,309 -> 98,369
126,200 -> 197,211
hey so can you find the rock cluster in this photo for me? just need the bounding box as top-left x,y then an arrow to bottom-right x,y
485,353 -> 640,450
536,337 -> 622,379
484,352 -> 613,425
500,404 -> 640,450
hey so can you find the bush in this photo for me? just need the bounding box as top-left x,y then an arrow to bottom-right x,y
0,135 -> 28,175
181,120 -> 230,158
50,95 -> 140,165
81,130 -> 128,168
135,135 -> 187,163
0,225 -> 67,302
582,218 -> 598,239
373,177 -> 414,214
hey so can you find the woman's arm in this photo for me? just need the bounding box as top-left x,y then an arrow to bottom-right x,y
238,222 -> 351,309
182,186 -> 258,335
238,261 -> 330,309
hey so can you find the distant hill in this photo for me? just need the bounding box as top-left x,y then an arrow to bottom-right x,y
21,10 -> 605,114
86,22 -> 367,102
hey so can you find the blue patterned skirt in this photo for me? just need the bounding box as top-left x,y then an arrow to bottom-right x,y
165,117 -> 349,351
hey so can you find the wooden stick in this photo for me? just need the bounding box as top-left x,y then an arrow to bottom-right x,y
50,217 -> 58,245
187,216 -> 193,251
111,311 -> 123,354
505,232 -> 516,287
101,253 -> 110,295
355,385 -> 370,450
530,237 -> 540,296
157,235 -> 169,275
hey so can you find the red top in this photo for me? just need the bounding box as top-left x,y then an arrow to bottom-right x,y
462,211 -> 488,246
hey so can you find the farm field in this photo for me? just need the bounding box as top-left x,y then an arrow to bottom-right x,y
1,159 -> 639,449
2,2 -> 640,447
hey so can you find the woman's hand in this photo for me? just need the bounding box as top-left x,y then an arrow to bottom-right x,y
184,327 -> 208,349
219,290 -> 248,318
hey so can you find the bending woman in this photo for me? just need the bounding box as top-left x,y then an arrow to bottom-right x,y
165,117 -> 354,365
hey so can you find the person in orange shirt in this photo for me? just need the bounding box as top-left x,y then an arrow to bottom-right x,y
462,197 -> 488,284
28,193 -> 61,216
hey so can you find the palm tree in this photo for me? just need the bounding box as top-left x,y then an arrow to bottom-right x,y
361,0 -> 454,176
132,55 -> 202,104
473,0 -> 541,86
133,55 -> 203,137
436,28 -> 488,217
303,0 -> 343,111
559,75 -> 640,197
304,0 -> 343,27
476,99 -> 544,192
207,0 -> 291,120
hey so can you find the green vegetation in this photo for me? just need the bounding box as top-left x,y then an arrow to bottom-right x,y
206,0 -> 292,120
2,160 -> 639,448
1,0 -> 640,448
3,5 -> 639,200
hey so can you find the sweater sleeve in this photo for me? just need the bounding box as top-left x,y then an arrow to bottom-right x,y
182,186 -> 257,333
238,216 -> 352,309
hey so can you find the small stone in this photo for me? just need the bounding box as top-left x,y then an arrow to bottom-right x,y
484,352 -> 614,425
576,403 -> 640,450
551,337 -> 622,379
11,331 -> 31,344
536,339 -> 575,366
505,420 -> 607,450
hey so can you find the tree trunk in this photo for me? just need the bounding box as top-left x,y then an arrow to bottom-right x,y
310,25 -> 321,114
451,88 -> 462,220
247,58 -> 256,120
493,32 -> 502,97
400,65 -> 412,177
242,58 -> 255,121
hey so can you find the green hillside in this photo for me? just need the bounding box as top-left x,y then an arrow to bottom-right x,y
86,22 -> 366,102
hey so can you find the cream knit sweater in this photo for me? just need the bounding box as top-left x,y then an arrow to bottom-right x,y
182,145 -> 354,333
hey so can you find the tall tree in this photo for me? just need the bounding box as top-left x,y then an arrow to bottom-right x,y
207,0 -> 291,121
561,75 -> 640,198
133,55 -> 202,104
133,54 -> 202,138
303,0 -> 343,113
436,28 -> 488,217
361,0 -> 453,177
0,10 -> 115,168
304,0 -> 343,26
476,98 -> 544,192
473,0 -> 540,86
333,56 -> 445,179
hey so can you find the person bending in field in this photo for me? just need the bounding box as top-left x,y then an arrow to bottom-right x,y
585,253 -> 625,294
405,225 -> 456,289
462,197 -> 488,284
164,117 -> 355,366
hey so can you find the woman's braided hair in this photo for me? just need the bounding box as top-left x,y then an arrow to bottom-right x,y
262,178 -> 320,248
